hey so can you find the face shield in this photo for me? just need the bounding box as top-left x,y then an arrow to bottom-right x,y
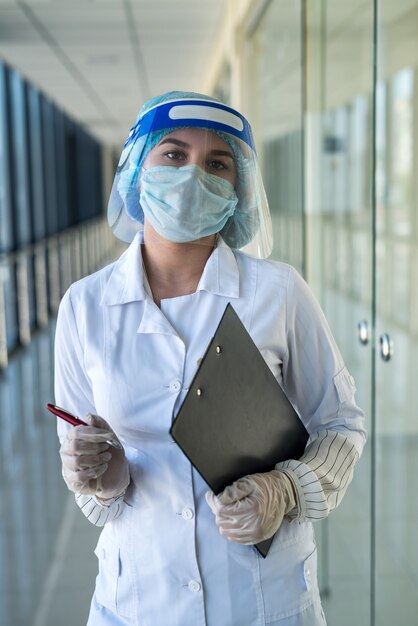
108,96 -> 273,258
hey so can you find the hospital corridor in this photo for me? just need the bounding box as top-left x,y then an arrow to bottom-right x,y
0,1 -> 417,625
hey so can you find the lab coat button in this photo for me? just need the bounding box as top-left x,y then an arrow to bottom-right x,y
181,507 -> 194,520
188,580 -> 201,593
169,380 -> 181,392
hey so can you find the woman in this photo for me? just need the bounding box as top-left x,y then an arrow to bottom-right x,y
56,91 -> 366,626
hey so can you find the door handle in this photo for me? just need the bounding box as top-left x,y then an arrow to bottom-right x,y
380,333 -> 394,362
358,320 -> 370,345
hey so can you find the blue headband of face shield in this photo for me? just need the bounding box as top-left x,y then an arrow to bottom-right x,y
124,99 -> 256,153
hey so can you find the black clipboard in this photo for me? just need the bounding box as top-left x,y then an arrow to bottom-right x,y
169,303 -> 308,557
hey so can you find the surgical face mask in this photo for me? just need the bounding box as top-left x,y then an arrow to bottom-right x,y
139,165 -> 238,243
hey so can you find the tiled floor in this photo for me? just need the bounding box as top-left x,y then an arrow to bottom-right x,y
1,323 -> 418,626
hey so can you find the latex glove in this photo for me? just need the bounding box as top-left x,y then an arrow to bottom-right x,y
205,470 -> 296,544
59,413 -> 130,500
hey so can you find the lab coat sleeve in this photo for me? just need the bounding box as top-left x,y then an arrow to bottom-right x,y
74,493 -> 126,527
54,287 -> 126,526
275,266 -> 367,522
276,430 -> 359,521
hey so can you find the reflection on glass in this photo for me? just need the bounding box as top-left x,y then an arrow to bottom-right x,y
249,0 -> 304,270
0,324 -> 68,626
375,3 -> 418,623
388,68 -> 413,237
305,1 -> 374,624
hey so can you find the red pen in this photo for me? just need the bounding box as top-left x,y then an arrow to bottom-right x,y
47,403 -> 122,449
47,403 -> 87,426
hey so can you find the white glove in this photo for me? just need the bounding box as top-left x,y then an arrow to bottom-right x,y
59,413 -> 130,500
205,470 -> 297,544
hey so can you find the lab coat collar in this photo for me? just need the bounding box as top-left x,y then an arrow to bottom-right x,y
100,232 -> 240,306
197,236 -> 240,299
100,234 -> 146,305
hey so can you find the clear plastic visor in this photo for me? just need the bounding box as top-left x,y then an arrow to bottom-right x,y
108,100 -> 272,258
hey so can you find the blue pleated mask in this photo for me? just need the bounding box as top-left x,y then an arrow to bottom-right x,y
139,165 -> 238,243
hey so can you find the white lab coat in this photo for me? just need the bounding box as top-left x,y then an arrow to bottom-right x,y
55,234 -> 365,626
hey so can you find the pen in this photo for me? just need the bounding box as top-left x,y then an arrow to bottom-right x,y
46,403 -> 122,449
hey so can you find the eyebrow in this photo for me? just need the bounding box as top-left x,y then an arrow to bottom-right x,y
158,137 -> 234,159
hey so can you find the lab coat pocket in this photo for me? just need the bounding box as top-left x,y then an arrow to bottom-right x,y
258,541 -> 320,622
94,540 -> 135,621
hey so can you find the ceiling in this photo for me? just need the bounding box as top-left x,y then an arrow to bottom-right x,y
0,0 -> 228,148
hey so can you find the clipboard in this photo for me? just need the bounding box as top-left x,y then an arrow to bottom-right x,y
169,303 -> 308,557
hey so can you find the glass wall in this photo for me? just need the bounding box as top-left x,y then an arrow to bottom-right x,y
374,2 -> 418,623
303,1 -> 418,624
243,0 -> 418,624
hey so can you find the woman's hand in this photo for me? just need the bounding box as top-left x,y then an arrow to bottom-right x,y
59,413 -> 130,500
205,470 -> 297,544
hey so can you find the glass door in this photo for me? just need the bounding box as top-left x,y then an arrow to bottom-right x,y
305,2 -> 375,624
373,2 -> 418,623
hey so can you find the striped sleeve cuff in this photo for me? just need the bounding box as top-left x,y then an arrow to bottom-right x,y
75,493 -> 125,526
276,430 -> 360,522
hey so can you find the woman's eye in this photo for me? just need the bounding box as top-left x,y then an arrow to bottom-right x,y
163,150 -> 185,161
208,160 -> 226,170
